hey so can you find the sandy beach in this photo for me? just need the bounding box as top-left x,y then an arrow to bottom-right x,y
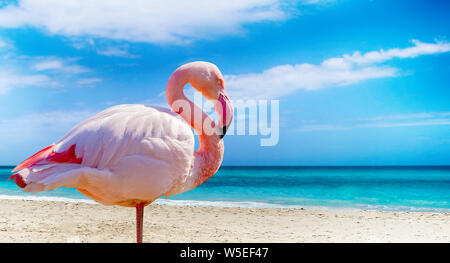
0,199 -> 448,243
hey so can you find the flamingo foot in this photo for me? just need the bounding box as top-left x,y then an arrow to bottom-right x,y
136,202 -> 145,243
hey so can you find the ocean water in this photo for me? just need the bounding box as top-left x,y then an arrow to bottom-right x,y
1,166 -> 450,212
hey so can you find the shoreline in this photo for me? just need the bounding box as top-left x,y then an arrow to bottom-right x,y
0,198 -> 449,242
0,194 -> 449,213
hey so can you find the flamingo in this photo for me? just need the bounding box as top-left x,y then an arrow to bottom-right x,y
9,61 -> 233,243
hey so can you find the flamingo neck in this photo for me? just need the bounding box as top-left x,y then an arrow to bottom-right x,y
166,68 -> 224,189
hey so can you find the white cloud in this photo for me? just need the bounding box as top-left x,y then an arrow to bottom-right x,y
302,0 -> 335,5
32,60 -> 63,71
96,46 -> 138,58
226,64 -> 397,100
0,70 -> 50,94
31,58 -> 90,74
0,109 -> 98,164
0,38 -> 7,48
225,40 -> 450,100
335,40 -> 450,65
354,112 -> 450,122
0,0 -> 291,44
1,110 -> 94,128
0,54 -> 99,95
76,78 -> 102,85
297,112 -> 450,132
0,110 -> 96,143
297,124 -> 347,132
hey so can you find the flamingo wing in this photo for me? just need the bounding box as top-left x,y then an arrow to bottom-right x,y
11,104 -> 195,205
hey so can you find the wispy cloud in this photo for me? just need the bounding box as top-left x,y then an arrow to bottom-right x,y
297,112 -> 450,132
354,112 -> 450,122
226,64 -> 397,99
96,46 -> 138,58
225,40 -> 450,100
0,36 -> 14,50
1,110 -> 95,129
0,70 -> 50,95
302,0 -> 336,5
32,60 -> 62,71
0,110 -> 97,142
31,57 -> 90,74
328,40 -> 450,66
0,38 -> 7,48
0,51 -> 101,94
0,0 -> 293,44
75,78 -> 102,86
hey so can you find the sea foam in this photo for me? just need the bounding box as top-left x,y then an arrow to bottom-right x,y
2,194 -> 448,212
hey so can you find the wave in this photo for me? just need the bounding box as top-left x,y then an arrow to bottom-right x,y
0,194 -> 306,208
1,194 -> 449,213
0,194 -> 96,204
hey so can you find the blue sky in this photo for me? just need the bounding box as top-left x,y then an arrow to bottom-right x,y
0,0 -> 449,165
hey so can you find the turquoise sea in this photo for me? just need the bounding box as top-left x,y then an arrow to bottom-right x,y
1,166 -> 449,212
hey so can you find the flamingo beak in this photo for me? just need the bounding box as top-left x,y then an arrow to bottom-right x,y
215,91 -> 233,139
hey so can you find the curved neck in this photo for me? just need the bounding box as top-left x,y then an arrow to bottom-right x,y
166,68 -> 224,189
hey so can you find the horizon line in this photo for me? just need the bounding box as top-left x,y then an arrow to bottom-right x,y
2,164 -> 450,168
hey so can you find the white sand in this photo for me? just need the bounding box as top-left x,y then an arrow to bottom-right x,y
0,199 -> 449,242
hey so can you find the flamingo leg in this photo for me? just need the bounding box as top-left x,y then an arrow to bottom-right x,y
136,203 -> 145,243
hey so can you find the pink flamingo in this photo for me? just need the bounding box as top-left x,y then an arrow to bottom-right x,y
10,61 -> 233,243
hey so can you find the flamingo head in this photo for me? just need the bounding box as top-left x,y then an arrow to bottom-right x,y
185,61 -> 234,139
